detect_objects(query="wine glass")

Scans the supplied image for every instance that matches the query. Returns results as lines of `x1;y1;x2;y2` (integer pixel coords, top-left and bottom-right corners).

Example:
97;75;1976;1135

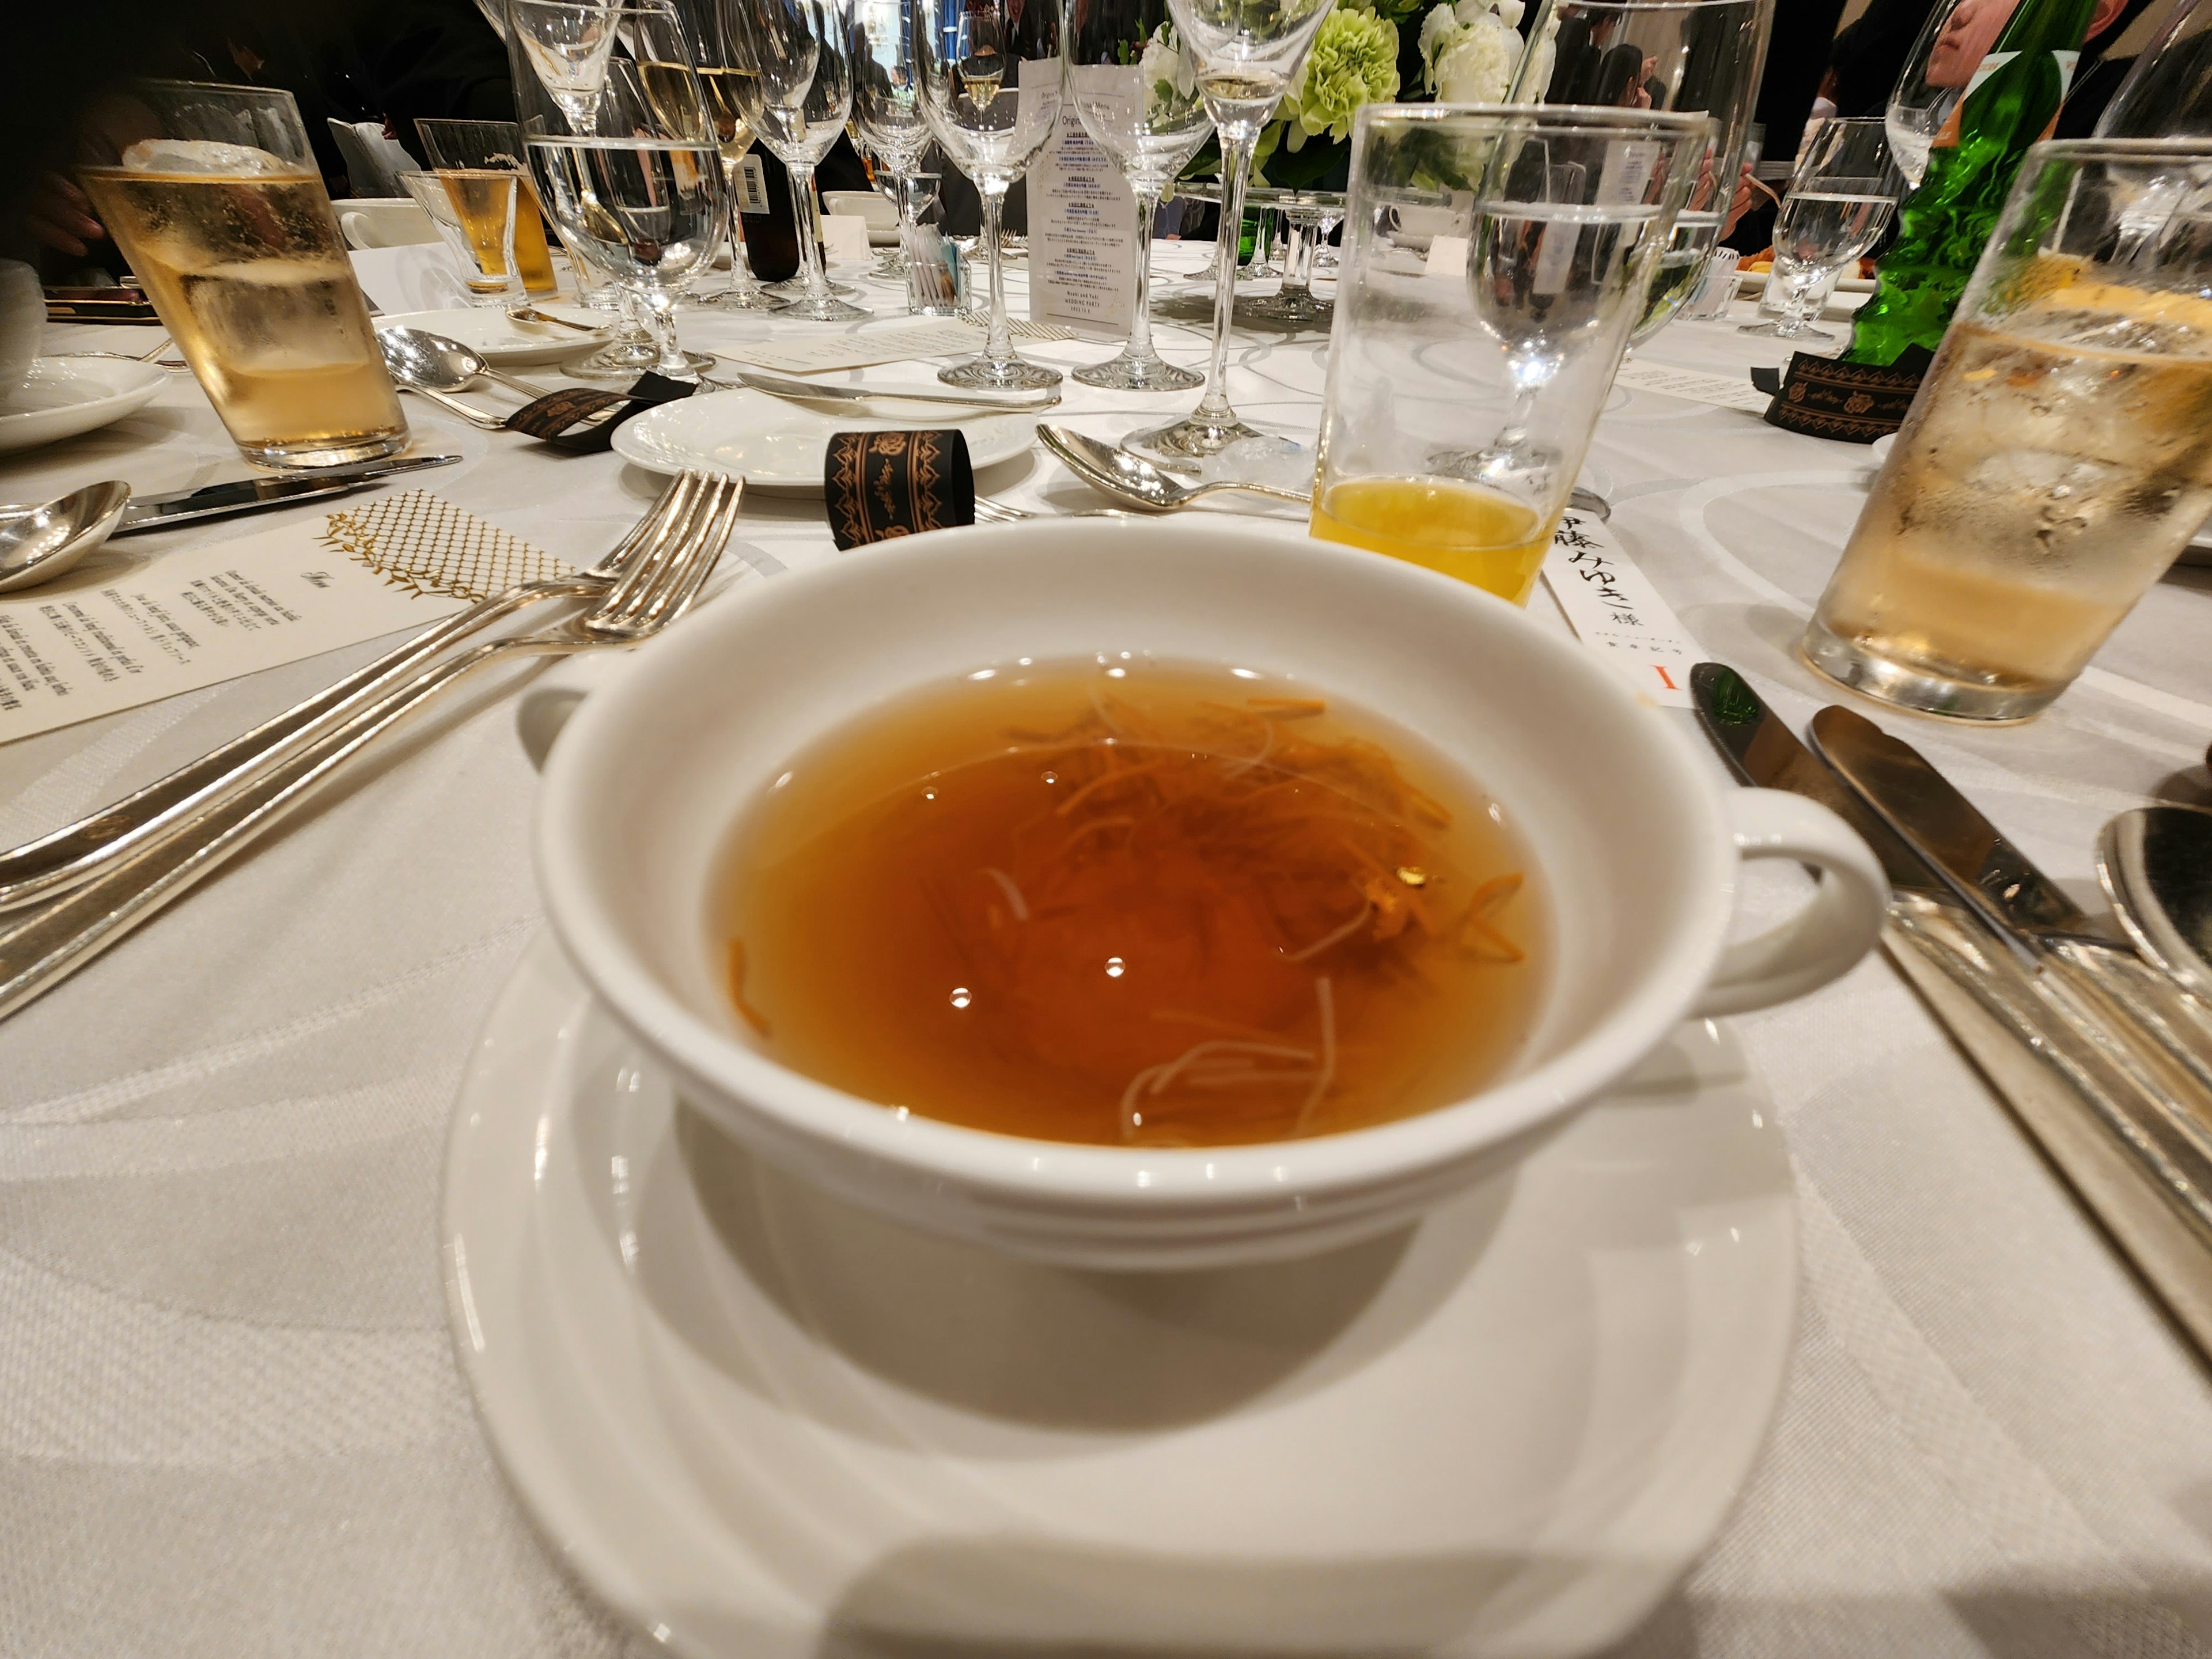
850;0;935;282
514;1;729;378
666;0;785;309
1508;0;1773;347
1885;0;1982;187
724;0;869;321
1061;0;1213;391
2100;0;2212;135
1739;117;1900;343
915;0;1065;388
509;0;624;132
1120;0;1337;459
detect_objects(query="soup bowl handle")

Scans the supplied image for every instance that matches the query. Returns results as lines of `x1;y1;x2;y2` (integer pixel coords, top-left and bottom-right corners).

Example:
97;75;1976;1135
1690;789;1887;1018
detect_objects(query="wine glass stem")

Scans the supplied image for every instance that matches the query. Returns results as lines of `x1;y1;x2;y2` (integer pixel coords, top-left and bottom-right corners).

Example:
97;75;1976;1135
1127;184;1162;362
1196;129;1255;425
639;287;691;379
789;162;832;300
724;165;762;295
1282;213;1312;296
980;181;1013;364
1782;268;1823;335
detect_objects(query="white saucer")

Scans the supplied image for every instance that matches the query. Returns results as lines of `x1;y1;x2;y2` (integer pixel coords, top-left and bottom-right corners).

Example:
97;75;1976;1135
375;307;610;365
0;358;167;454
444;934;1798;1658
612;387;1037;495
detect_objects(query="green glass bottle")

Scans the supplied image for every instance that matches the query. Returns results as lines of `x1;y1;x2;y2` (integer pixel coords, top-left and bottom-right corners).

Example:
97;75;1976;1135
1841;0;2099;366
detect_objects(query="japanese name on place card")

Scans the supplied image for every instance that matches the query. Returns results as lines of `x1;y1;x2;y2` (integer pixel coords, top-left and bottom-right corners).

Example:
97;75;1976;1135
1609;358;1777;414
0;493;563;744
1539;510;1698;709
1029;65;1138;339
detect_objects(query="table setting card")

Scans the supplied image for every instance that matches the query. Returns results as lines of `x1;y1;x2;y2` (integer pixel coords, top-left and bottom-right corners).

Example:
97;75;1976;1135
1609;357;1779;415
715;317;1075;376
0;492;564;744
1029;67;1138;339
1539;509;1698;708
821;215;875;267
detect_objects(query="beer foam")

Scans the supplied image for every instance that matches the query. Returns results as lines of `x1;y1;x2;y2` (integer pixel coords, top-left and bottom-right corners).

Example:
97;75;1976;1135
119;139;295;176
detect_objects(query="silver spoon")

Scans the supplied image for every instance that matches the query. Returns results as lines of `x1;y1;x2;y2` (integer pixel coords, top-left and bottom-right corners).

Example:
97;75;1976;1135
2099;804;2212;1001
0;480;132;593
376;333;508;431
1039;425;1311;513
378;325;552;400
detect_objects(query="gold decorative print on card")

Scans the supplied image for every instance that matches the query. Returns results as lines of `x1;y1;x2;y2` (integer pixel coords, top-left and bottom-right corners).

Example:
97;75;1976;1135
825;428;976;550
319;490;570;601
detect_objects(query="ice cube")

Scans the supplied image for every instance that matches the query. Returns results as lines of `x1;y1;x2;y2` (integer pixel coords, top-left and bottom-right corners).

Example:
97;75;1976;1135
120;139;293;176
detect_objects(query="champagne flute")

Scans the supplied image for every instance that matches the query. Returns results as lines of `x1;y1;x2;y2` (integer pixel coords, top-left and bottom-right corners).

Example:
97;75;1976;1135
1061;0;1212;391
724;0;869;321
515;1;728;378
667;0;785;309
915;0;1065;389
1121;0;1337;459
850;0;934;283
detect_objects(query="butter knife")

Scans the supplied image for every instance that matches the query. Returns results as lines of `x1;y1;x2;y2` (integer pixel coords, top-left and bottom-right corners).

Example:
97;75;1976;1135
715;365;1059;413
1809;704;2212;1115
1691;664;2212;1354
111;453;464;535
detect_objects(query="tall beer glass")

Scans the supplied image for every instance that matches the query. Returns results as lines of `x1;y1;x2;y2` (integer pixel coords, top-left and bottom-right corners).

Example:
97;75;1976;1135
1804;138;2212;721
79;81;407;469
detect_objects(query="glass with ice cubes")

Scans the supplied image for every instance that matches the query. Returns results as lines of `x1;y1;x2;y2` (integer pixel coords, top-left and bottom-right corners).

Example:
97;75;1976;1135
1803;137;2212;722
78;82;408;468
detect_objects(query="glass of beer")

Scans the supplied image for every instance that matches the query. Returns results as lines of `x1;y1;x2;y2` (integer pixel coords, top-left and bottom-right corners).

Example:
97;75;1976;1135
413;118;563;294
400;168;521;302
1803;138;2212;722
1309;105;1708;603
78;81;407;469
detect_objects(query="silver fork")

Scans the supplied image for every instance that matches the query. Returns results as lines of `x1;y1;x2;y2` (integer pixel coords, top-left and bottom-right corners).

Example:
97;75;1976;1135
0;475;713;913
0;472;741;1022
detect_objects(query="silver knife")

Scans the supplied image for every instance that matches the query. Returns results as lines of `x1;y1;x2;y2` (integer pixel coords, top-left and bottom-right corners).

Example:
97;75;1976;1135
716;365;1059;414
1808;704;2212;1109
1690;664;2212;1355
112;453;464;536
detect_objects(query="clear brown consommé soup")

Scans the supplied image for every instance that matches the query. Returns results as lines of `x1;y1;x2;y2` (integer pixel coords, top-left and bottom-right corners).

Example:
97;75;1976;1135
715;657;1548;1147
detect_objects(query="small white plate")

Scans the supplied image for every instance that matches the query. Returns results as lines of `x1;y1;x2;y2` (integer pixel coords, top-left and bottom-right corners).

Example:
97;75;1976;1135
1737;270;1877;296
443;934;1799;1659
612;387;1038;495
0;358;167;454
374;307;609;365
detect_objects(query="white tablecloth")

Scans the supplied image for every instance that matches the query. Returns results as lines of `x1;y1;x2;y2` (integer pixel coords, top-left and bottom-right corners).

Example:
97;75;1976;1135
5;243;2212;1659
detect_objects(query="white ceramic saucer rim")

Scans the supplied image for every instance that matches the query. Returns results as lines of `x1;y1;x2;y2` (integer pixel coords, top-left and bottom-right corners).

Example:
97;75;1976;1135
609;388;1036;495
374;308;611;365
0;358;168;454
443;933;1799;1659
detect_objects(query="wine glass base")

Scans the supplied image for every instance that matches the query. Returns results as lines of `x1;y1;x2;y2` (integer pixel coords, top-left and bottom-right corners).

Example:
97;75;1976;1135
1738;320;1837;344
1236;288;1333;328
569;345;716;382
692;286;787;312
767;276;860;300
779;290;872;322
1122;410;1263;464
1071;353;1203;392
940;354;1063;392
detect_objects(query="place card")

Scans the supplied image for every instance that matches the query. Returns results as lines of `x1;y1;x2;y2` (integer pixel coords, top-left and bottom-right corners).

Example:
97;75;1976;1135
1029;66;1138;339
0;492;563;744
715;318;1074;376
1609;358;1777;414
821;214;874;267
1539;509;1698;709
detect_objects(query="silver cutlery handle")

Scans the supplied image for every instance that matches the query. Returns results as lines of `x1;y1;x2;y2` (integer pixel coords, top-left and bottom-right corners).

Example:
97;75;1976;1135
0;579;593;911
402;382;507;431
2050;939;2212;1145
1208;480;1313;505
0;631;563;1020
479;366;554;400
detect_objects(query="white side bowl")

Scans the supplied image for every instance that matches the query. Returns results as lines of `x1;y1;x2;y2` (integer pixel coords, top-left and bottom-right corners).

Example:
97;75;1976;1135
535;520;1881;1268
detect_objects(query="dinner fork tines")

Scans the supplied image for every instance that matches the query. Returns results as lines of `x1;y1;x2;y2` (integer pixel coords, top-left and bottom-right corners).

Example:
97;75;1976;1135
0;471;741;1022
0;473;714;913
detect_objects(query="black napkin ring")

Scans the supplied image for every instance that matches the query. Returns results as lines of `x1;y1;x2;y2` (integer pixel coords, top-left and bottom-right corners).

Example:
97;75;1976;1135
825;429;976;550
1762;350;1930;444
505;371;698;454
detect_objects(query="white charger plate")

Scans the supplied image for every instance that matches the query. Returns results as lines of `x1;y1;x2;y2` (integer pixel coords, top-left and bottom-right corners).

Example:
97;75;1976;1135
444;933;1798;1659
375;307;610;365
612;387;1038;495
0;358;167;454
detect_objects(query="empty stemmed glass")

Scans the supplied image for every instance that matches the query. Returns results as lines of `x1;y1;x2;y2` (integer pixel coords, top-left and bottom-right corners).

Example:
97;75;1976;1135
1740;116;1901;343
1061;0;1212;391
509;0;623;132
724;0;868;321
850;0;934;281
513;1;728;379
915;0;1065;389
1121;0;1337;459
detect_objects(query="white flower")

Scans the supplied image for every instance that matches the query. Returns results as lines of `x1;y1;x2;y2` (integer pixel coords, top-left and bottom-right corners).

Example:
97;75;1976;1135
1433;9;1518;102
1418;2;1461;82
1140;22;1197;101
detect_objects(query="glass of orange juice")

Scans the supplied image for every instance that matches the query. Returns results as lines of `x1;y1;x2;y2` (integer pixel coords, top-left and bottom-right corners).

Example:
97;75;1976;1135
1310;105;1710;604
